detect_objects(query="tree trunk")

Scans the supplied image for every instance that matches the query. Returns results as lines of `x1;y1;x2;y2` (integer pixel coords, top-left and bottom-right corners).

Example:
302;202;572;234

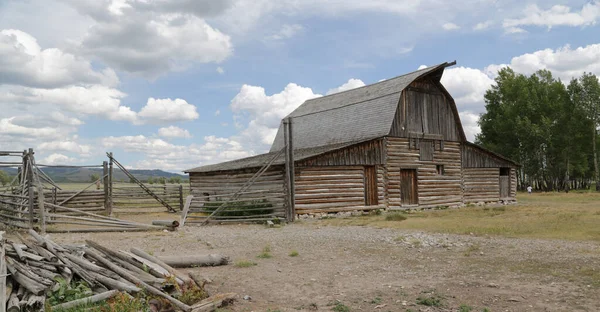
594;124;600;191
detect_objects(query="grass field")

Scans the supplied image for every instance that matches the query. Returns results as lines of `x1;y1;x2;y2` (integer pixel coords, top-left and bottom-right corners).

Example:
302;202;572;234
319;192;600;241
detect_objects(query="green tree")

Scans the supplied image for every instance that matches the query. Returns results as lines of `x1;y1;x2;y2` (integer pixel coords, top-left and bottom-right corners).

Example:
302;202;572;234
89;173;100;183
569;73;600;190
168;176;182;184
147;177;155;184
0;170;11;186
157;177;166;184
477;67;593;191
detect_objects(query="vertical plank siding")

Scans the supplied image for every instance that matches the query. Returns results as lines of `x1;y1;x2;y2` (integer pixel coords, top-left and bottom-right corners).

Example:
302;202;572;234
386;138;462;209
463;168;500;203
390;80;461;142
296;139;384;167
294;166;377;213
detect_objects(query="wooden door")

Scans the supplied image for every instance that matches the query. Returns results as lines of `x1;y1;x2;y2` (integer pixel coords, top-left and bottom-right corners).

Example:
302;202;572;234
364;166;378;206
499;176;509;198
499;168;510;198
400;169;418;205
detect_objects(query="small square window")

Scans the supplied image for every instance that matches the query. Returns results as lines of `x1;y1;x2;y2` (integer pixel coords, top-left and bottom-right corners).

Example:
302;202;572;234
436;164;445;175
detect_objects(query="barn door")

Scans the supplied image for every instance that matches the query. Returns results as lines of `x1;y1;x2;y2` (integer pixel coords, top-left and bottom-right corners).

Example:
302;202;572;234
499;168;510;198
364;166;378;206
400;169;418;205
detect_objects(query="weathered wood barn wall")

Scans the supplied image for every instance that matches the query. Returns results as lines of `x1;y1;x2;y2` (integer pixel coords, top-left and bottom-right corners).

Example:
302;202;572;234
185;61;519;218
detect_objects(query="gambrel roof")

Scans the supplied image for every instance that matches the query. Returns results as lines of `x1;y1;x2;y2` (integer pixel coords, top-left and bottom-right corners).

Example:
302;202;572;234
270;62;458;151
185;62;468;173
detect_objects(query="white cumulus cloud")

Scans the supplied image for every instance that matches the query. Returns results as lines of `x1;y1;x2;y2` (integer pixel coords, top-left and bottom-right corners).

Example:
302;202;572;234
326;78;366;95
158;126;192;138
138;98;199;124
39;153;77;165
0;29;118;88
38;140;92;156
67;1;233;77
503;2;600;30
266;24;304;41
230;83;321;148
442;22;460;31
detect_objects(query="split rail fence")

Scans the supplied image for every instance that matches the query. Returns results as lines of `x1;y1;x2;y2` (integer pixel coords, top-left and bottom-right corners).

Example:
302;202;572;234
0;149;187;233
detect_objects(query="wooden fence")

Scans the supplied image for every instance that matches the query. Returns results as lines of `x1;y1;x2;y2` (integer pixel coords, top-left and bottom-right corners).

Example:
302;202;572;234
183;169;287;224
111;183;187;213
0;149;187;233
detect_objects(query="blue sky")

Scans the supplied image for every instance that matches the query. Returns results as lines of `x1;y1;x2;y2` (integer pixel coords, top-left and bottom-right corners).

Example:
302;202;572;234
1;0;600;172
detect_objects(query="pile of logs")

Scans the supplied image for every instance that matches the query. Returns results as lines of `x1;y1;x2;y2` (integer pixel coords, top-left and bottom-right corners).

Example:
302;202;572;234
0;230;233;312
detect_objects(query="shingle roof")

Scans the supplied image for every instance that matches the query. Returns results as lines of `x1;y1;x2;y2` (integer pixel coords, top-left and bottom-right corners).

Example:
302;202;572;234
184;141;368;173
185;62;455;173
269;62;451;151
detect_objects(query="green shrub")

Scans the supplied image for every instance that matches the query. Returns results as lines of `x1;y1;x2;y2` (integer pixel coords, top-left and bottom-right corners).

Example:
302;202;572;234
385;213;407;221
416;295;443;307
202;199;274;217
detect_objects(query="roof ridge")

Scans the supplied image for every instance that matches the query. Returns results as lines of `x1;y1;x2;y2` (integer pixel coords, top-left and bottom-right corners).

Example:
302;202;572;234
291;90;402;118
303;62;446;103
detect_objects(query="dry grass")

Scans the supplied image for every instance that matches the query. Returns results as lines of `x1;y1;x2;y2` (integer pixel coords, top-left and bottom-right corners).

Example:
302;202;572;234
318;192;600;241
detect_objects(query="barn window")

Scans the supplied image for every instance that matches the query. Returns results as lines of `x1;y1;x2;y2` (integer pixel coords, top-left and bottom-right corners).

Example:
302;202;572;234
500;168;510;176
436;165;445;175
419;141;434;161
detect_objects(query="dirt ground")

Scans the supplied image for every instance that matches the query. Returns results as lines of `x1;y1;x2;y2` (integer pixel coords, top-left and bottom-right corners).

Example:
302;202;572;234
47;219;600;312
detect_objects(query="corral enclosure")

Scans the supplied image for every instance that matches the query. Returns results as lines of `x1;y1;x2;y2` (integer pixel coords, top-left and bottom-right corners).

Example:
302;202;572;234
0;149;189;233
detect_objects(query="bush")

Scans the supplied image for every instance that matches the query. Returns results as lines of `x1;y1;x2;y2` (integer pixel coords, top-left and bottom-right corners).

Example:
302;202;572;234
385;213;407;221
203;199;274;217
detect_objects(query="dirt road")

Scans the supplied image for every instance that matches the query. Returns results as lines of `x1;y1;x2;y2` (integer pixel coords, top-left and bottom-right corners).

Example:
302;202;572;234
51;221;600;311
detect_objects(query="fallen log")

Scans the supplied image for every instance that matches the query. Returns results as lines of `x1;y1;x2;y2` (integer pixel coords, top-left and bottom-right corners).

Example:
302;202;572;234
4;259;46;295
85;240;166;279
152;220;180;228
1;232;6;312
85;248;192;312
87;272;141;293
6;291;18;312
190;293;236;312
157;254;229;268
51;290;119;310
63;253;120;280
131;248;192;285
189;273;212;289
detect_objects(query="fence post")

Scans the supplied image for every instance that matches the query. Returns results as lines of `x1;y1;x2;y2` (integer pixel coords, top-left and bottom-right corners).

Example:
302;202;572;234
179;184;183;211
103;161;111;215
108;153;113;215
283;118;296;222
26;149;34;229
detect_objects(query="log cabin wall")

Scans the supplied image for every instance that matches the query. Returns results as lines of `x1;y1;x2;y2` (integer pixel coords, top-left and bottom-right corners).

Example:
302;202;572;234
386;137;462;209
510;168;517;198
461;143;518;202
293;139;386;214
463;168;500;203
188;167;286;218
294;166;374;214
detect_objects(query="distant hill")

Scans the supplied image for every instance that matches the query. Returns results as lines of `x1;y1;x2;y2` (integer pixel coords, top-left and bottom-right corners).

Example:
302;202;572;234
0;167;187;183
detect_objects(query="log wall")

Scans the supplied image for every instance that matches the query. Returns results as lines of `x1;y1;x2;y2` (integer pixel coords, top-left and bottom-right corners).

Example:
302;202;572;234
187;167;286;221
294;166;382;214
43;190;105;213
510;168;517;199
463;168;500;203
386;137;462;209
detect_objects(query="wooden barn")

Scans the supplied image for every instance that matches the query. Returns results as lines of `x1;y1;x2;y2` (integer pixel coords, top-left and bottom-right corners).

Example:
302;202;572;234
184;62;518;222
